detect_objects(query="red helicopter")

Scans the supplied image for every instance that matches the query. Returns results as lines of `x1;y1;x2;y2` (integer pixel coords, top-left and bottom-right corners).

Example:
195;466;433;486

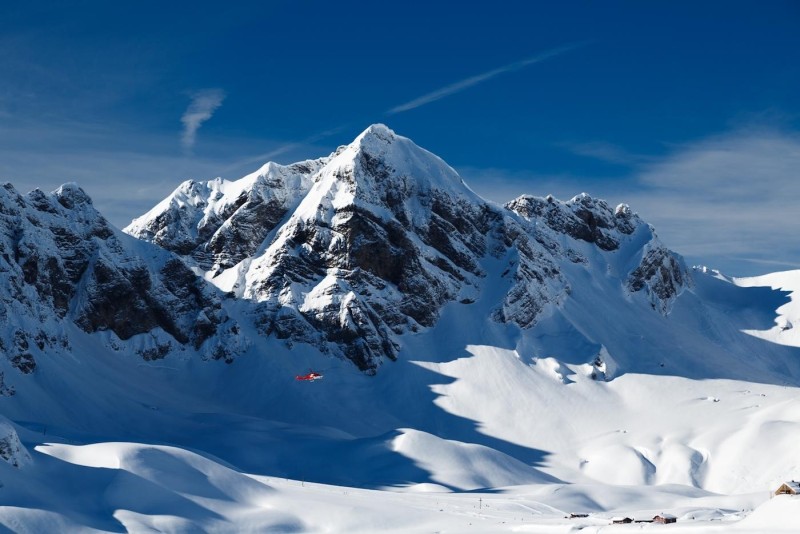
295;370;324;382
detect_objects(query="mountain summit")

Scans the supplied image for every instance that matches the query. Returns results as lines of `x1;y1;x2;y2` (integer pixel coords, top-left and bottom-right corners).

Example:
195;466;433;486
125;125;686;372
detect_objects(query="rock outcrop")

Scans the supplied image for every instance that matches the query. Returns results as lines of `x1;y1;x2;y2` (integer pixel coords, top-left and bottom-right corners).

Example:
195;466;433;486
0;182;225;377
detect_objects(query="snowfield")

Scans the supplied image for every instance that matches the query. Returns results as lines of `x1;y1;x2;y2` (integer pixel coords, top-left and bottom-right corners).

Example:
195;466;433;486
3;298;800;532
1;437;799;532
2;126;800;532
736;269;800;348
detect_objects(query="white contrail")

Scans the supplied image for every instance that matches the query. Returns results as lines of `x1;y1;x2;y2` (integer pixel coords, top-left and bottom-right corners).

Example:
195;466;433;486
222;124;350;173
181;89;226;151
387;43;586;115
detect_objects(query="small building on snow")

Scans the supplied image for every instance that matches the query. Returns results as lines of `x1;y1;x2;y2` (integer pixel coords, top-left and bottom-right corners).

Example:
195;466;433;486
653;514;677;524
611;517;633;524
775;481;800;496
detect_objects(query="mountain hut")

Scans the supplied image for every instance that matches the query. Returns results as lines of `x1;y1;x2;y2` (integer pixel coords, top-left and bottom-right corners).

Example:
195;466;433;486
775;481;800;496
653;514;677;524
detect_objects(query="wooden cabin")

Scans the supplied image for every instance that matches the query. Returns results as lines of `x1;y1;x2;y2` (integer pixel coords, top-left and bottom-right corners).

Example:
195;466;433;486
775;481;800;496
653;514;677;524
611;517;633;524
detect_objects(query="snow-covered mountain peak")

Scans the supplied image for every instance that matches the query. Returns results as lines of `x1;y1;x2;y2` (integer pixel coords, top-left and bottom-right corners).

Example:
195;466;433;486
506;191;644;252
122;126;695;370
317;124;477;205
125;157;326;272
53;182;93;208
220;126;503;370
0;182;228;381
352;122;396;146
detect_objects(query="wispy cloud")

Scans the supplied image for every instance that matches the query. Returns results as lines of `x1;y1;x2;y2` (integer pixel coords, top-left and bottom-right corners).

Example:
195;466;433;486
621;130;800;266
456;165;592;207
728;257;800;270
387;43;586;115
181;89;226;151
563;141;651;167
459;128;800;276
221;124;351;174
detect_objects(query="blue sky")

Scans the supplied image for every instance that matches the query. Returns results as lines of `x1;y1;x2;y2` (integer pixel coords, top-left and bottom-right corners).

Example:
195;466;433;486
1;1;799;275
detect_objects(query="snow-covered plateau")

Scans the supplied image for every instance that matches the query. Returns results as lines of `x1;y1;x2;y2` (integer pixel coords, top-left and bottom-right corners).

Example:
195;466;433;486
1;125;800;532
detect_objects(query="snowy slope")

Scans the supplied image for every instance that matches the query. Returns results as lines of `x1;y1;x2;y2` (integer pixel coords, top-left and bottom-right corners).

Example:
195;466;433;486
1;125;800;531
734;269;800;348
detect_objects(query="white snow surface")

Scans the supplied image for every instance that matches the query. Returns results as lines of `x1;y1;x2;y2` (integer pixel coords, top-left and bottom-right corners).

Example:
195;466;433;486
2;126;800;531
735;269;800;348
1;263;798;531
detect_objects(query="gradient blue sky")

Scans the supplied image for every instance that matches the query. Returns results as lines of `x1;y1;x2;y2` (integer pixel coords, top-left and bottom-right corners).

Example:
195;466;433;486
1;1;798;275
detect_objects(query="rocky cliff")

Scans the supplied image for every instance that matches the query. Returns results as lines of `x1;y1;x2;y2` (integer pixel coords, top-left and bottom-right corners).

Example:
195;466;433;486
125;125;690;372
0;182;226;381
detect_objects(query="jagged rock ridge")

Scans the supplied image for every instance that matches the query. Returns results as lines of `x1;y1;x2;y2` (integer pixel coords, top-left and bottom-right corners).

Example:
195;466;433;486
126;124;689;372
0;124;690;379
0;182;228;378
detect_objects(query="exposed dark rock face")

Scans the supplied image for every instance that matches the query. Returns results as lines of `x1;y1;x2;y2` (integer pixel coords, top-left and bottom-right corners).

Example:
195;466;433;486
0;371;14;397
507;192;688;315
0;182;225;377
492;221;567;329
10;330;35;374
506;193;637;252
73;256;220;346
627;245;688;313
0;416;30;467
126;160;326;276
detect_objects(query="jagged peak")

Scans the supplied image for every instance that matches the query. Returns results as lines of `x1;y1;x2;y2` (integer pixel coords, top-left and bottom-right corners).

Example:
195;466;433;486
568;192;593;203
54;182;93;208
615;203;632;216
353;123;396;146
1;182;20;195
141;158;325;225
314;124;480;207
508;192;640;222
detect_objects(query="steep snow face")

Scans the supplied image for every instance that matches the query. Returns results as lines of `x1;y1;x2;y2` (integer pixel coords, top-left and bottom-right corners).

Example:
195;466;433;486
0;182;227;382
